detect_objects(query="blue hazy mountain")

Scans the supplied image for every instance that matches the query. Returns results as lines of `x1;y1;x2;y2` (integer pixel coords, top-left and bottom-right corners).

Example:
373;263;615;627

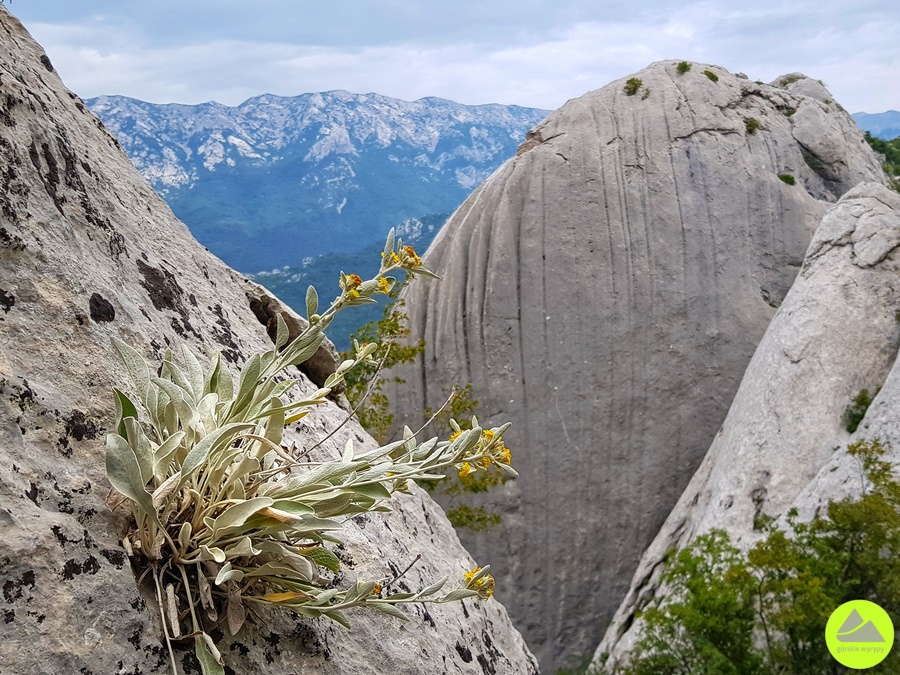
87;92;549;275
853;110;900;140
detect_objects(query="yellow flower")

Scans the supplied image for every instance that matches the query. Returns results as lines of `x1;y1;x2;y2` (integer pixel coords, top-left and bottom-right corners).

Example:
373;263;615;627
402;245;422;267
482;429;495;443
458;462;473;478
464;567;495;599
449;429;463;443
480;456;491;469
500;446;511;465
376;276;391;294
340;272;364;295
372;583;382;595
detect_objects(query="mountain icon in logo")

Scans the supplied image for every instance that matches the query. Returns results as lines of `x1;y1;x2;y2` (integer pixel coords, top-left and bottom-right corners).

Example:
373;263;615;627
837;608;886;643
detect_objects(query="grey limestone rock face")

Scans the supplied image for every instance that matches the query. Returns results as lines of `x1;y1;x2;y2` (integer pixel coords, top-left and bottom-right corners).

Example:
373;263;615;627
0;8;536;675
595;182;900;668
384;60;884;670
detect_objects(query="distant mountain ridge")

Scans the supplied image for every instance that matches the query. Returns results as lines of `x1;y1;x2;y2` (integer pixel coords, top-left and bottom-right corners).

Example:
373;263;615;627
87;92;549;272
853;110;900;139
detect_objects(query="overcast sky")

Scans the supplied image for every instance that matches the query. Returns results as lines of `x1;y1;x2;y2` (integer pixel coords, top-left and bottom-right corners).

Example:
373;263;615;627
6;1;898;113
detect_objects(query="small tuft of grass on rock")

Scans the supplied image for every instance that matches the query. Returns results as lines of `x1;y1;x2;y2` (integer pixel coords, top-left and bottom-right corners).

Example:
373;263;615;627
624;77;643;96
778;173;796;185
677;61;691;75
703;69;719;82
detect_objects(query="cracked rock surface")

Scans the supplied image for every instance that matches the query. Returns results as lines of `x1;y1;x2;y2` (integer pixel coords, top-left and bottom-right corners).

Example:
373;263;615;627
595;183;900;669
384;60;884;671
0;8;536;675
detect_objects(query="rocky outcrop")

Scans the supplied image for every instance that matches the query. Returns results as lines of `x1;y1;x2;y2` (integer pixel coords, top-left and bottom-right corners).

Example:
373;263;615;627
595;182;900;668
0;8;536;675
385;61;884;670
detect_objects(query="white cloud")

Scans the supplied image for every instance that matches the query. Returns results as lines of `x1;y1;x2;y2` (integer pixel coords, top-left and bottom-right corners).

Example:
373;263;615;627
16;2;900;113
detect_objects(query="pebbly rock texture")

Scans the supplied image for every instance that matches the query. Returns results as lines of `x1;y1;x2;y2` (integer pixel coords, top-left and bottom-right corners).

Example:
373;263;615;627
0;8;536;675
384;60;885;670
595;182;900;669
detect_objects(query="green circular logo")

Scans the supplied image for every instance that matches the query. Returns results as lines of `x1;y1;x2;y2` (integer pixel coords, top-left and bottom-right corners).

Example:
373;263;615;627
826;600;894;669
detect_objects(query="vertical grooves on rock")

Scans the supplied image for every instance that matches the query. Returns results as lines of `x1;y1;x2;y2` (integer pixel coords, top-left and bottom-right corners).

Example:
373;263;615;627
460;209;473;386
387;62;886;672
532;158;548;651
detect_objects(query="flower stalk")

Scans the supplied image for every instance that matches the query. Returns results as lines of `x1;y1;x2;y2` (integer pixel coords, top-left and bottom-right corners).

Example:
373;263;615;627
105;230;514;675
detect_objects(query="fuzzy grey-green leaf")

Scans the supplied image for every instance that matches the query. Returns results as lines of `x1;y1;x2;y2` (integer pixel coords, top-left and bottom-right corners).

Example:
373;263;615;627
439;589;481;603
195;634;225;675
211;497;275;537
299;545;341;573
111;337;150;401
305;286;318;321
105;433;159;526
179;423;254;488
368;602;409;620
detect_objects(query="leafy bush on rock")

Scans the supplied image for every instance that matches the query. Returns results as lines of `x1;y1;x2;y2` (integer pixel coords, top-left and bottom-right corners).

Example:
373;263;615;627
622;439;900;674
624;78;643;96
105;230;515;674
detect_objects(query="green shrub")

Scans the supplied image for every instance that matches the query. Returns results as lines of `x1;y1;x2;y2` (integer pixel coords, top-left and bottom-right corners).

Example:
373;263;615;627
778;173;796;185
845;387;877;433
342;290;424;443
446;505;502;531
422;385;509;531
744;118;760;135
676;61;691;75
864;131;900;193
624;78;643;96
623;439;900;674
345;299;506;532
703;69;719;82
106;230;515;675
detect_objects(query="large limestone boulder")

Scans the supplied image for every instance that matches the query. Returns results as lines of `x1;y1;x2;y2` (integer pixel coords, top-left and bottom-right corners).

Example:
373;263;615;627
385;60;884;670
0;8;536;675
595;182;900;668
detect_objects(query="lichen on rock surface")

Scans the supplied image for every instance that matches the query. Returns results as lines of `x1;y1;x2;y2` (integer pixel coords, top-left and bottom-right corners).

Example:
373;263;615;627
0;7;536;675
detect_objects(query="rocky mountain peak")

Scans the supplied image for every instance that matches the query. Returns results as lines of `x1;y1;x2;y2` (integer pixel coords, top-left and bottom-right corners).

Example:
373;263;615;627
86;90;549;273
770;72;833;102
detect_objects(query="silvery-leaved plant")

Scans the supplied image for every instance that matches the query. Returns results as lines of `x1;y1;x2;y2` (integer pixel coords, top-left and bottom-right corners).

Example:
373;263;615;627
105;230;516;675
